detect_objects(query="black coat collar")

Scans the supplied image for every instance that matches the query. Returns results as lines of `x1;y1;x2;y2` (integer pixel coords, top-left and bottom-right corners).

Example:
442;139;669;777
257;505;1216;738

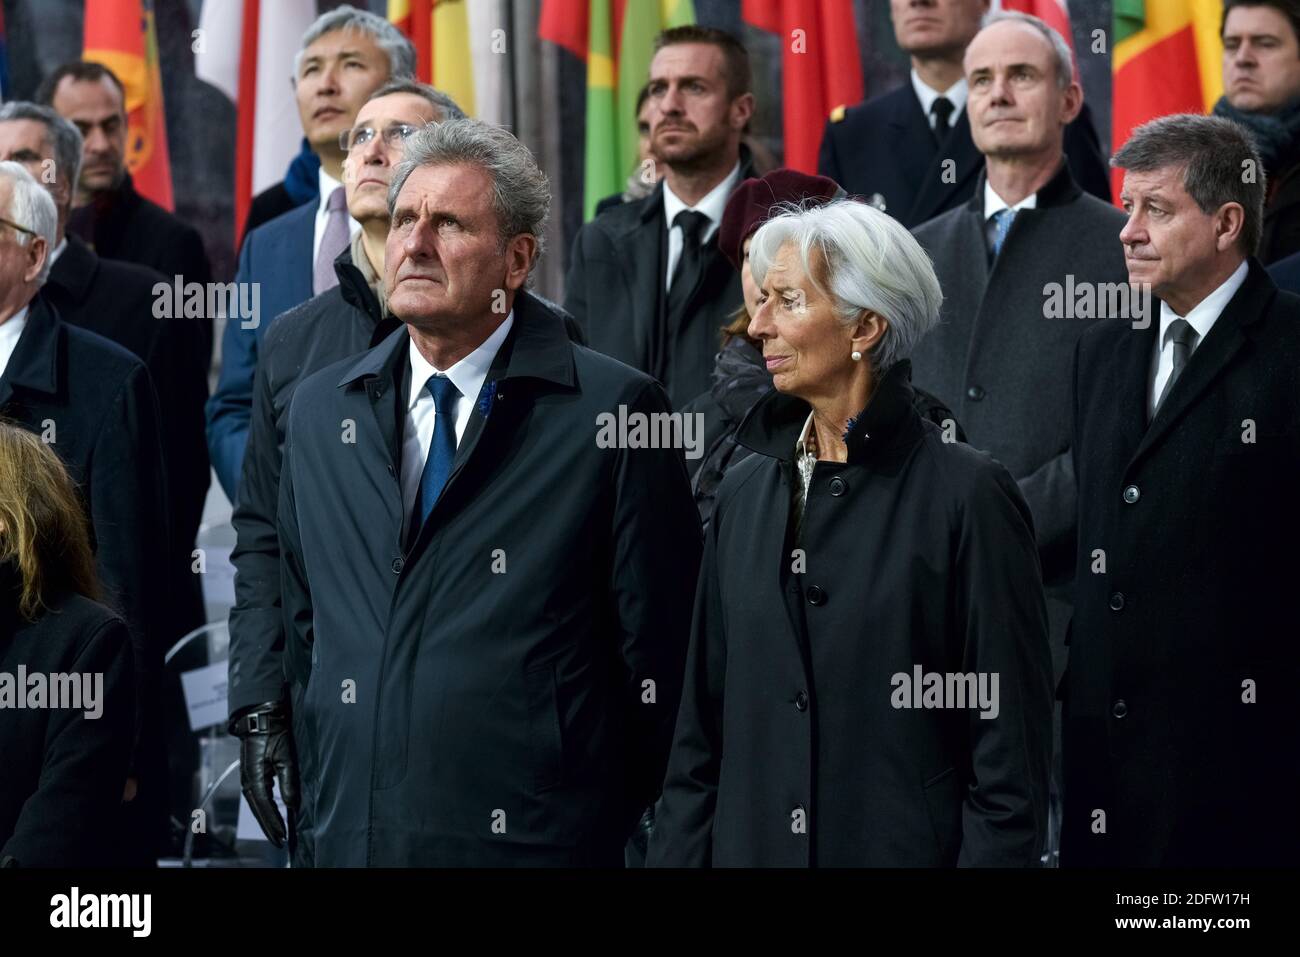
335;288;578;392
966;158;1081;216
736;359;923;466
1129;257;1275;464
0;295;63;407
332;245;392;344
45;235;100;305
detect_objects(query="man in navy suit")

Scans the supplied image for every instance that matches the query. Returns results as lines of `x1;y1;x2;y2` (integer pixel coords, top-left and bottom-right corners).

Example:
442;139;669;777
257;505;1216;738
206;6;419;501
818;0;1110;227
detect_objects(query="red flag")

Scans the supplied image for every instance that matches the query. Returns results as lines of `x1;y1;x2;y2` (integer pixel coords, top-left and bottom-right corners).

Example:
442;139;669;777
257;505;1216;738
539;0;591;60
742;0;864;173
1000;0;1078;77
233;0;260;241
83;0;173;209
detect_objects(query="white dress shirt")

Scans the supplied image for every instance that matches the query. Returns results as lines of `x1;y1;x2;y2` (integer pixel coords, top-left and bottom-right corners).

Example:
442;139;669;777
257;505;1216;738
0;305;31;380
312;166;361;266
1149;260;1248;417
48;237;68;267
400;311;514;522
662;161;742;291
983;180;1038;220
911;70;968;130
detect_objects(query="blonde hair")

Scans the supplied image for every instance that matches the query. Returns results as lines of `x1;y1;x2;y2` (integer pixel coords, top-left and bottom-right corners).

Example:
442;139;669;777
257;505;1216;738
0;422;100;621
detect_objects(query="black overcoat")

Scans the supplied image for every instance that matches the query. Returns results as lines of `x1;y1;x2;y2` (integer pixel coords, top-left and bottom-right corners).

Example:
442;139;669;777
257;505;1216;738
277;294;703;866
0;296;169;762
45;235;210;639
648;361;1054;867
1063;260;1300;866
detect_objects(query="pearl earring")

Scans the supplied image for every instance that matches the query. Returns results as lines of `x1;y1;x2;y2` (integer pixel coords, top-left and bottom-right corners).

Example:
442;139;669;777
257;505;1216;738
851;350;863;362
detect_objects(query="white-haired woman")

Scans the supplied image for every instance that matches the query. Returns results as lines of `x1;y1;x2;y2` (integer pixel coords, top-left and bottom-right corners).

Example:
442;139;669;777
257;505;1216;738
647;200;1054;867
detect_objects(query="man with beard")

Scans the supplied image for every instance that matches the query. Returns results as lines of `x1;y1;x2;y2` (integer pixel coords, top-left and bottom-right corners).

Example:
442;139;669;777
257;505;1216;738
564;26;757;409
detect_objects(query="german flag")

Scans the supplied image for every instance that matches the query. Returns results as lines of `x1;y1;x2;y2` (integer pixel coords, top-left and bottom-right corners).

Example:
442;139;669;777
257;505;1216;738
1111;0;1224;200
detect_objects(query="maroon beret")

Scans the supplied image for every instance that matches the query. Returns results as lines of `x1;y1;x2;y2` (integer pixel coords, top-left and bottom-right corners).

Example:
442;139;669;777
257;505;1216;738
717;169;846;272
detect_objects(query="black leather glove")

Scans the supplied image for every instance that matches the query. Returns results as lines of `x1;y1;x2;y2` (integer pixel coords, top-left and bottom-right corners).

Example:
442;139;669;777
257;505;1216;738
229;701;299;848
625;805;655;866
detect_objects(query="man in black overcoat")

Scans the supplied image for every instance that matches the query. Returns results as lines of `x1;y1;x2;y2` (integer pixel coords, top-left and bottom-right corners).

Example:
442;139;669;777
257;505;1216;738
276;119;701;866
1064;113;1300;866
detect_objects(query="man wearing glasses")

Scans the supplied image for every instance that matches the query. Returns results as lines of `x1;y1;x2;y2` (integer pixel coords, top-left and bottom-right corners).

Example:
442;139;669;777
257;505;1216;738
225;82;464;861
206;5;418;504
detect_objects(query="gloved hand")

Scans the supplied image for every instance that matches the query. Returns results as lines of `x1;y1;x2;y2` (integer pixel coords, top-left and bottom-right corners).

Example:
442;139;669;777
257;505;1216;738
229;701;299;848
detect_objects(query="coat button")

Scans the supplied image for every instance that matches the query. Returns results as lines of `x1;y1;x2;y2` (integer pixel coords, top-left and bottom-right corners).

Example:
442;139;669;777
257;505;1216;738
966;385;986;401
1109;591;1125;611
1123;485;1140;504
1112;699;1128;719
795;691;809;712
391;557;404;574
828;477;847;496
806;585;826;606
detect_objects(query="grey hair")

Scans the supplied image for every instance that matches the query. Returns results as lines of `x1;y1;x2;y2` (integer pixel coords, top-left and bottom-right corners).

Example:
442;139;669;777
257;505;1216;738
294;4;416;82
388;119;550;276
367;79;466;122
0;161;58;287
0;101;83;205
979;9;1075;89
748;199;943;373
1112;113;1265;257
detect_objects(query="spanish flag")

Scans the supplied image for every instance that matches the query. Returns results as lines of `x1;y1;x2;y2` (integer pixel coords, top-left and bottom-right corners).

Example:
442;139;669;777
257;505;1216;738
82;0;173;209
1111;0;1224;199
540;0;696;221
388;0;476;117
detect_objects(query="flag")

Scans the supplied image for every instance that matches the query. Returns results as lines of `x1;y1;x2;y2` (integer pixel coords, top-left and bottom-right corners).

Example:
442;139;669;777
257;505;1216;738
388;0;476;117
1111;0;1224;199
196;0;316;244
742;0;864;174
83;0;173;209
539;0;695;220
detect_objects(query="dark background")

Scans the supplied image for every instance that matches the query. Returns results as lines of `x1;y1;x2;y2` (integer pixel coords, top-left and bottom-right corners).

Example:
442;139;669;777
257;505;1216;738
3;0;1115;297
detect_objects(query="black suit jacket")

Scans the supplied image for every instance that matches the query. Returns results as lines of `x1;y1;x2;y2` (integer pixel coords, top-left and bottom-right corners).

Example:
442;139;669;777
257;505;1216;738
0;296;170;773
564;150;757;408
1064;260;1300;866
242;181;308;245
67;172;214;366
818;84;1111;227
45;236;210;639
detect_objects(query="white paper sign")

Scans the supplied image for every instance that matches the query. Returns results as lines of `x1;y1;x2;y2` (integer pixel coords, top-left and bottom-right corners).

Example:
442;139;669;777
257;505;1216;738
180;661;228;732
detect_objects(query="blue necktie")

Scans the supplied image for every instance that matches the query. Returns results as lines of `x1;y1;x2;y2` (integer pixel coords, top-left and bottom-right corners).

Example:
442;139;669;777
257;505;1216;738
989;207;1017;259
410;374;460;539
